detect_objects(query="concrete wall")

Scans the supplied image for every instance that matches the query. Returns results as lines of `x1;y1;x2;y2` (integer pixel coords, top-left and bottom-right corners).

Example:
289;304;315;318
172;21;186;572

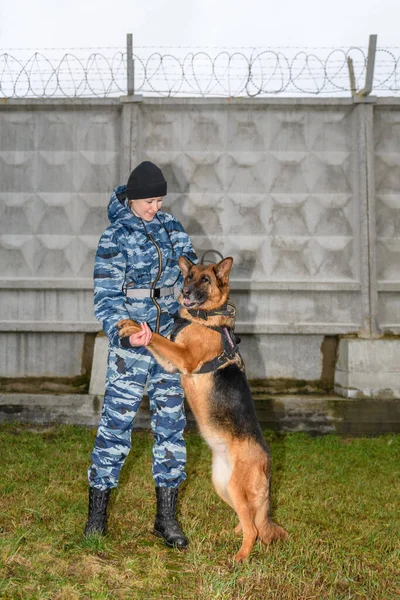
0;101;120;376
0;97;399;379
374;105;400;335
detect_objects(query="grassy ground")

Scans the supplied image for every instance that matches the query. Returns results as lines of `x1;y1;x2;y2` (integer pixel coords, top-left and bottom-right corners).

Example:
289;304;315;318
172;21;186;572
0;424;399;600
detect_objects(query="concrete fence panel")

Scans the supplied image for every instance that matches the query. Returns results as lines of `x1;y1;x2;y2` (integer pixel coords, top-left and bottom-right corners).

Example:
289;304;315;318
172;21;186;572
0;97;398;383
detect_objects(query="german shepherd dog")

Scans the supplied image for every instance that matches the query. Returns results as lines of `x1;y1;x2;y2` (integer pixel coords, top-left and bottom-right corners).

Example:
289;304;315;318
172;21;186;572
117;257;288;562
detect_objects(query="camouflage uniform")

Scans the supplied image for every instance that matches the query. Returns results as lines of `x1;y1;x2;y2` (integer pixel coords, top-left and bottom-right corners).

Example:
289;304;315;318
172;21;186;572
89;185;197;491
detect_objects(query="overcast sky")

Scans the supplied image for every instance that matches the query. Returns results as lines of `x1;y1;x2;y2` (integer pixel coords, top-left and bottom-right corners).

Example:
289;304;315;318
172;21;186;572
0;0;398;51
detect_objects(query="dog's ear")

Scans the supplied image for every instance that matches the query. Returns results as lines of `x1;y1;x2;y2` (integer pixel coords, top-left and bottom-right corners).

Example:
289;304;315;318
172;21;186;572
178;256;194;277
214;257;233;282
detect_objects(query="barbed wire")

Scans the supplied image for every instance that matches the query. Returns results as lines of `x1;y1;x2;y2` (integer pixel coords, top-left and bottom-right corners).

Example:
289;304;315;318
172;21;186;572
0;46;399;98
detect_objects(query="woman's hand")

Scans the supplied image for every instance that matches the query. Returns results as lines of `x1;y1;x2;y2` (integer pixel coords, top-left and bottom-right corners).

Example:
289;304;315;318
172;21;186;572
128;322;153;347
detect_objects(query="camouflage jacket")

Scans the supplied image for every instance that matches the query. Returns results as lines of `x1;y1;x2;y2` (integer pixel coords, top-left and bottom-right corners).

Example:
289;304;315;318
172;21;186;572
94;185;197;347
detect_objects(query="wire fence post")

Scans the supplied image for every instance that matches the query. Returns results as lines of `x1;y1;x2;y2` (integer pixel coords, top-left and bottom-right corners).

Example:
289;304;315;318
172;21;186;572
362;34;377;97
127;33;134;96
348;34;377;102
347;56;356;95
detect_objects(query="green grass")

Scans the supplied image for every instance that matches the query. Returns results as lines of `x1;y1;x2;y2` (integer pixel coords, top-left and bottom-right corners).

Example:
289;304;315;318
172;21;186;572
0;424;399;600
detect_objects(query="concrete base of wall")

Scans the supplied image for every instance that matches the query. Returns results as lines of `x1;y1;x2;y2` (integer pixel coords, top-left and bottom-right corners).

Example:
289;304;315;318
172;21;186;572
0;393;103;428
334;339;400;399
1;393;399;436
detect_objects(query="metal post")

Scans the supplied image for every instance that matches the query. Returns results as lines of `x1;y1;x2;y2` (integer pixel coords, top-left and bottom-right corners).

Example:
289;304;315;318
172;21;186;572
347;56;356;95
362;34;377;97
348;34;378;102
127;33;134;96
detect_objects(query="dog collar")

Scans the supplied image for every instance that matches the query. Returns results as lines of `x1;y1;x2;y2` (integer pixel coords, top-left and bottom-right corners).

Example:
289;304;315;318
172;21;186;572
187;301;236;321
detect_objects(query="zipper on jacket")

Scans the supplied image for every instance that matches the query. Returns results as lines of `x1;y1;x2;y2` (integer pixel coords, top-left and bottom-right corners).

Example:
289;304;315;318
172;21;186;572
148;233;163;333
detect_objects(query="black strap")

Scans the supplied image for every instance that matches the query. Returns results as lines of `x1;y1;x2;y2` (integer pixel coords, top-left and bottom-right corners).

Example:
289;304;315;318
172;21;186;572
170;315;191;342
195;351;236;374
186;303;229;321
170;314;240;373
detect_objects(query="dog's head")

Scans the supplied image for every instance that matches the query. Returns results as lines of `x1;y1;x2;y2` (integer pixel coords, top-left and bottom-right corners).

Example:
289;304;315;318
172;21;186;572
178;256;233;310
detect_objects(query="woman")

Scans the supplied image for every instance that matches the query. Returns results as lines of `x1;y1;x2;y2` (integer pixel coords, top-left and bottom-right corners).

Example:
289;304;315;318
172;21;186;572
84;161;197;549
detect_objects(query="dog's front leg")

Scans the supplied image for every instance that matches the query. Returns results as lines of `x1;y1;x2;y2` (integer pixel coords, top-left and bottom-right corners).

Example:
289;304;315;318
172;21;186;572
146;333;194;374
117;319;193;374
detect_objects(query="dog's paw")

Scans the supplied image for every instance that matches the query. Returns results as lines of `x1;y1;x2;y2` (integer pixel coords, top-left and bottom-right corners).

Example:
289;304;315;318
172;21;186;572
233;550;248;563
116;319;141;338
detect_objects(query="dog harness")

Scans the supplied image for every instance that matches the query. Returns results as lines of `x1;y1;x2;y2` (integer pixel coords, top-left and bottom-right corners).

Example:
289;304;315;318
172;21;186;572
170;303;241;374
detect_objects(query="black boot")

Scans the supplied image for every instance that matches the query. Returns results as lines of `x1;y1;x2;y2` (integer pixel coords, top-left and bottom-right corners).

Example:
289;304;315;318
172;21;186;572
84;487;111;536
153;487;188;549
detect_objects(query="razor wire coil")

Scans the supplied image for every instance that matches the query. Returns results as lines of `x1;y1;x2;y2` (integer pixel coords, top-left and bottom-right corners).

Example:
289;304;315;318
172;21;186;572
1;46;400;98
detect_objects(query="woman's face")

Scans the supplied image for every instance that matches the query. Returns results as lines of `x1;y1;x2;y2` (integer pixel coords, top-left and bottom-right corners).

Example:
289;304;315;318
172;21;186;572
129;197;163;221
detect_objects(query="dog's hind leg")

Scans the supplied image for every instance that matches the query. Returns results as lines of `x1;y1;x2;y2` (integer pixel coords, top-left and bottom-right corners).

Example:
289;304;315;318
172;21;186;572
255;503;289;545
228;476;257;562
253;466;288;545
234;522;242;534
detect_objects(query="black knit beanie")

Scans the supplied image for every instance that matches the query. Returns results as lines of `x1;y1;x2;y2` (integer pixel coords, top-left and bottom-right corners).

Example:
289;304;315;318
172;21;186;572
126;161;167;200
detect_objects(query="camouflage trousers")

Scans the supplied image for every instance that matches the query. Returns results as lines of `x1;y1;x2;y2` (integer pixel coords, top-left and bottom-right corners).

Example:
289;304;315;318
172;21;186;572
88;344;186;490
